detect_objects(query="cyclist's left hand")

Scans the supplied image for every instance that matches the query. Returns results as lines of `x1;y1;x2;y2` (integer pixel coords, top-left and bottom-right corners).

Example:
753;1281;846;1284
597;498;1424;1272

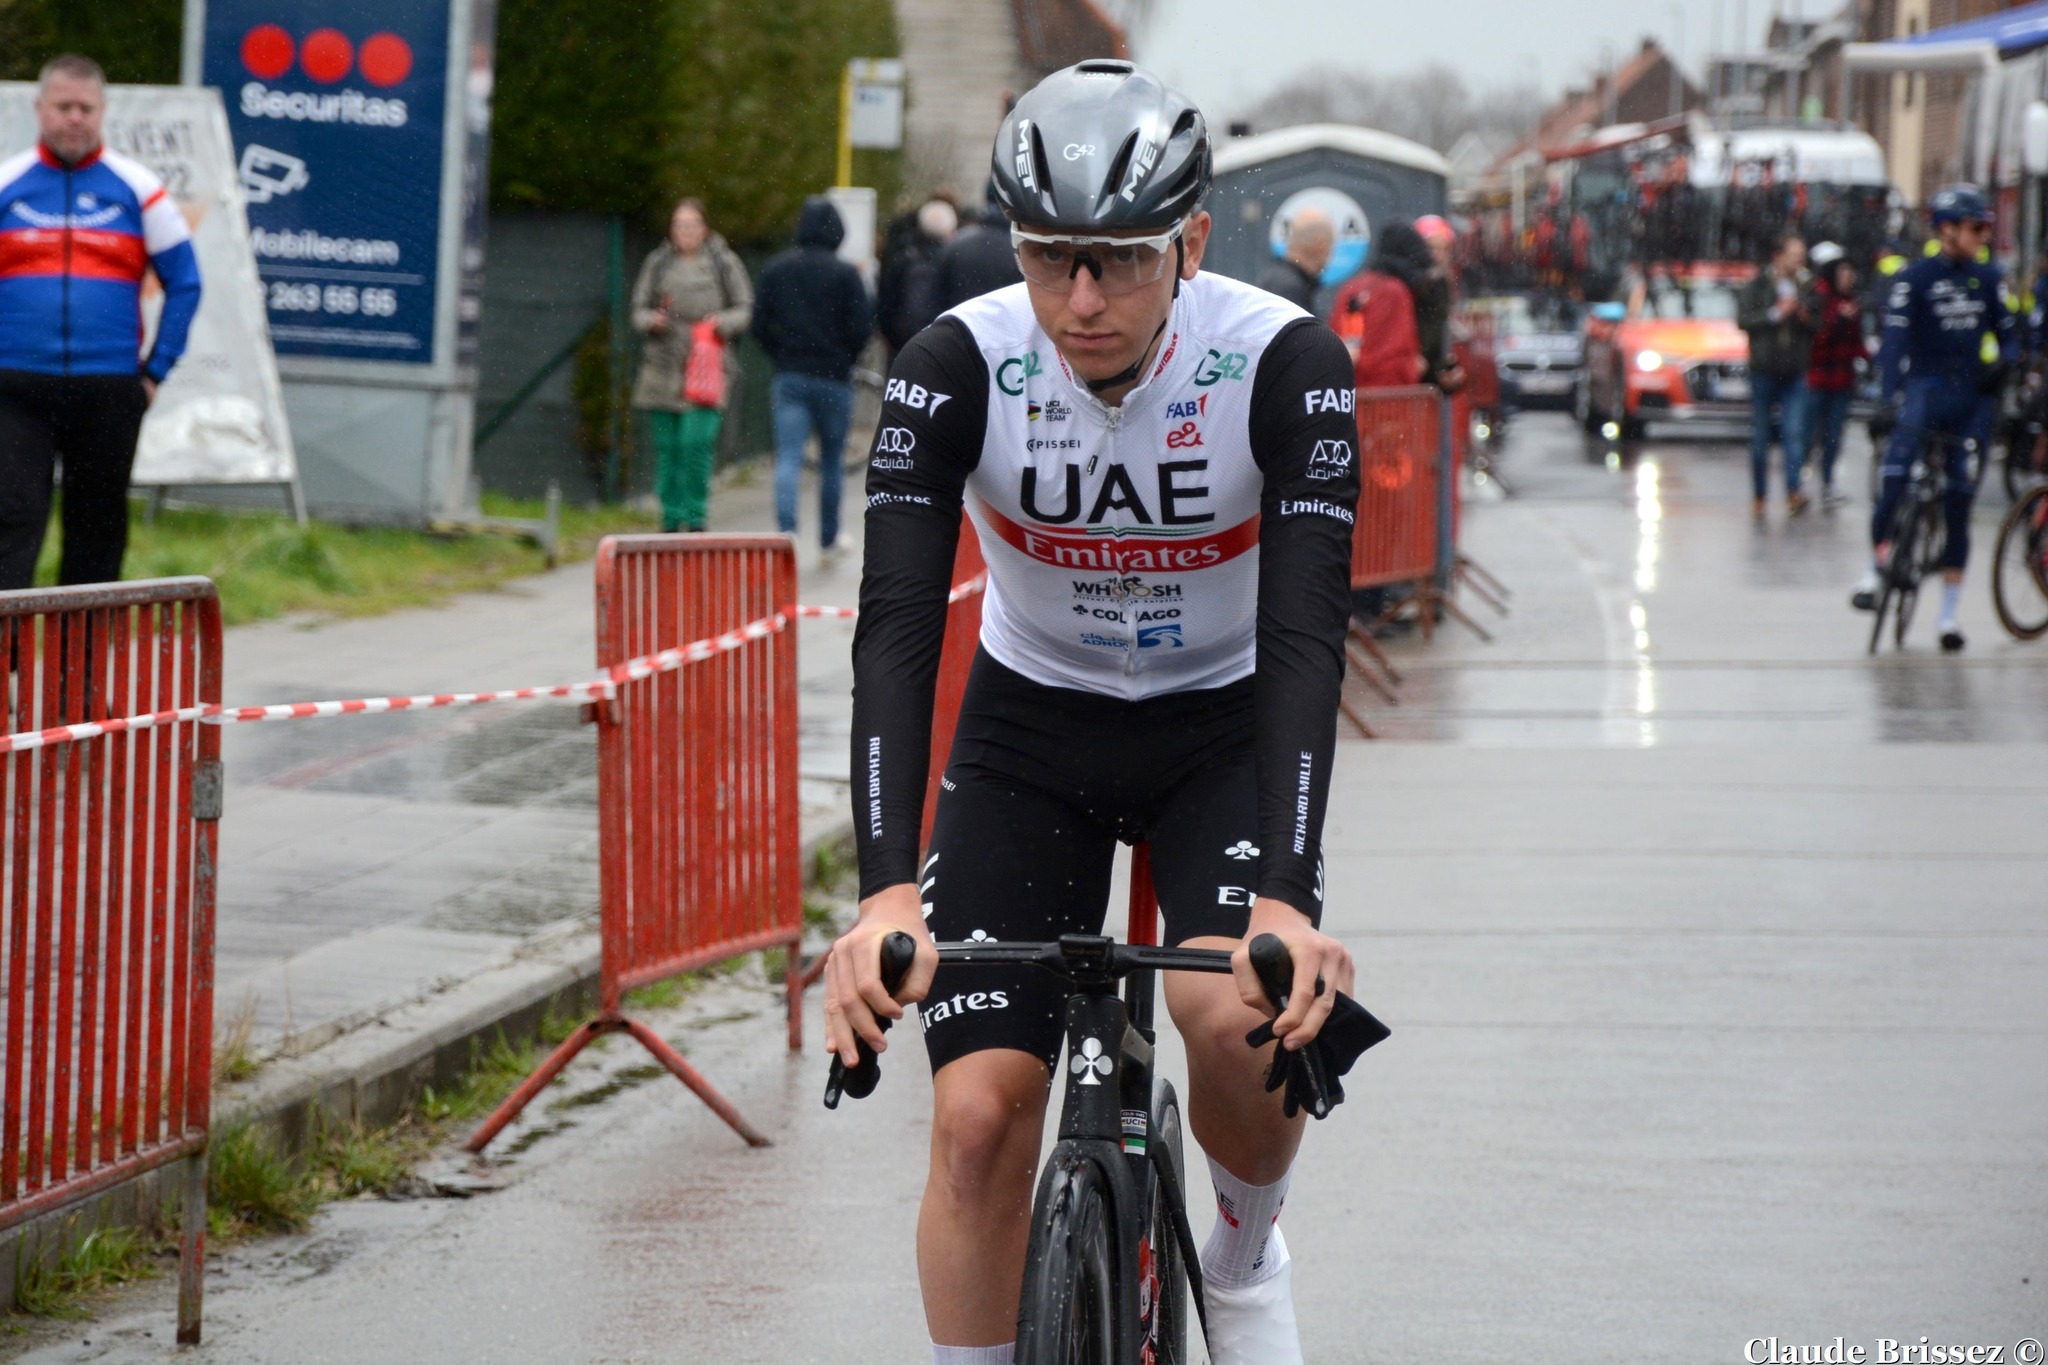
1232;898;1354;1052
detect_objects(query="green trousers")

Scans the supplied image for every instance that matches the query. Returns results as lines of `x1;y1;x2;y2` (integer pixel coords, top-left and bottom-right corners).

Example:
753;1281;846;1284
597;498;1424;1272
647;406;720;531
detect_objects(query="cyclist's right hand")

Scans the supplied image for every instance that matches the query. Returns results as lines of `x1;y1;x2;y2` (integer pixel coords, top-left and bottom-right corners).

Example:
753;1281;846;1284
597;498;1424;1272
823;884;938;1068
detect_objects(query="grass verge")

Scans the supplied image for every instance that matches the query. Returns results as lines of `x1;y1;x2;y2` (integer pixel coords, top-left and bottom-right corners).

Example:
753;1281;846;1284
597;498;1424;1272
33;493;657;627
9;1228;163;1320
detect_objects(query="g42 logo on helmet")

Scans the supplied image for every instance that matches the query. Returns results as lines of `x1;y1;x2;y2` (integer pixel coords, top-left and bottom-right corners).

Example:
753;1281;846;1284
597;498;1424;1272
1063;143;1096;161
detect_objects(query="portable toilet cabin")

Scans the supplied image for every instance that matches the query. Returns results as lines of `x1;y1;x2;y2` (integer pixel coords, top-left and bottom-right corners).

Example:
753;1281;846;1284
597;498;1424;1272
1203;123;1452;306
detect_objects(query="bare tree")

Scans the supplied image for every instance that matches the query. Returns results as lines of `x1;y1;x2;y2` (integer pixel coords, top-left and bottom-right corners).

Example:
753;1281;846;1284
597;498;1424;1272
1237;64;1544;153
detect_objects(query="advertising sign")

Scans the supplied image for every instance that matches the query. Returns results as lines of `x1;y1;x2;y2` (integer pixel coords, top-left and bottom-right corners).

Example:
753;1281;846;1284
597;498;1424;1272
1267;186;1372;287
199;0;450;366
0;83;299;497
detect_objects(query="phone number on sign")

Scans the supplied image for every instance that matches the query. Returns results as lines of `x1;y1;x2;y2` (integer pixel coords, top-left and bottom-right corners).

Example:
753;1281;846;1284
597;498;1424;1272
1746;1339;2044;1364
267;283;399;317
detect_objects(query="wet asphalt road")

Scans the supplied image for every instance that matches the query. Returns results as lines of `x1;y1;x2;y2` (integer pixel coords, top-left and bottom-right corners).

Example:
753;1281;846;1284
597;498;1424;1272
19;412;2048;1363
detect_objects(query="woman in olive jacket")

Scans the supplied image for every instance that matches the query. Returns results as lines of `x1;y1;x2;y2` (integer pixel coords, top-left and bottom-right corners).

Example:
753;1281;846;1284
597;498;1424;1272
630;199;753;531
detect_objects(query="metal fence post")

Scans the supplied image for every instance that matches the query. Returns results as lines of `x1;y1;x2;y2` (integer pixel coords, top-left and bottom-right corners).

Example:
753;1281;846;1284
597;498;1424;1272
1436;393;1457;590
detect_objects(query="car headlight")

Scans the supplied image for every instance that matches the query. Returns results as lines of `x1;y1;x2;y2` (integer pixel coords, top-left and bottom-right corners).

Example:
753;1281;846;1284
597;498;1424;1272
1634;350;1664;373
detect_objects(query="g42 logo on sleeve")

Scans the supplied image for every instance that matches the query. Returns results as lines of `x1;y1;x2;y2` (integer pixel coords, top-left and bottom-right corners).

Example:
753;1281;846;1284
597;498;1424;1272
1193;350;1248;386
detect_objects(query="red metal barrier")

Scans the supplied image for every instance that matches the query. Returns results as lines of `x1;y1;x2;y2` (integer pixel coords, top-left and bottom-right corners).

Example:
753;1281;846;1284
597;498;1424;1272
1351;387;1443;591
921;517;985;848
468;535;800;1153
0;579;220;1344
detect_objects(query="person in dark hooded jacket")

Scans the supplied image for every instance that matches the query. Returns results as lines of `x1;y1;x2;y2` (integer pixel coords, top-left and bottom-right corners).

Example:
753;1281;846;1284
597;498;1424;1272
1329;222;1432;388
752;196;876;558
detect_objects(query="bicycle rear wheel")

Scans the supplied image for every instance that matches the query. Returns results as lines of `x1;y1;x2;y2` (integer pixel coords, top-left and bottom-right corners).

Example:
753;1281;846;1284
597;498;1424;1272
1016;1151;1119;1365
1143;1079;1189;1364
1993;484;2048;640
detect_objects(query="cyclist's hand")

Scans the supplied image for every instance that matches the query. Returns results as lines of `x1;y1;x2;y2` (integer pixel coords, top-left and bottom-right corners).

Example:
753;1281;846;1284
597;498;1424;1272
823;884;937;1068
1233;898;1354;1051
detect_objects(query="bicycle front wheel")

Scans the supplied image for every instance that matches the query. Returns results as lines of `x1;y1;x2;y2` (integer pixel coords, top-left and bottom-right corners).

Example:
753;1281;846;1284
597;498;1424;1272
1016;1151;1119;1365
1993;484;2048;640
1144;1079;1189;1364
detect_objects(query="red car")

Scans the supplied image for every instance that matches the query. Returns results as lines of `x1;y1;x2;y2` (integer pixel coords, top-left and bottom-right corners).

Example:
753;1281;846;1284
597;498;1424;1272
1575;263;1756;439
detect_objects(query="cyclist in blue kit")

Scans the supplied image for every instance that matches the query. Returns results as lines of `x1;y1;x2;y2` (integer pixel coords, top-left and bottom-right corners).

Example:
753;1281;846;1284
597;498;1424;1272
822;61;1363;1365
1854;184;2018;652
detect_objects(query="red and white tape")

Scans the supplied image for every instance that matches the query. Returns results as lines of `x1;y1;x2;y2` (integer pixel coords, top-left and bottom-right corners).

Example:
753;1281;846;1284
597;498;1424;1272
0;575;988;756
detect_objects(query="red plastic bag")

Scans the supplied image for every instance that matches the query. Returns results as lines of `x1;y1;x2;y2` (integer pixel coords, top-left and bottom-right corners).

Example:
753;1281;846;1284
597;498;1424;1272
682;320;726;408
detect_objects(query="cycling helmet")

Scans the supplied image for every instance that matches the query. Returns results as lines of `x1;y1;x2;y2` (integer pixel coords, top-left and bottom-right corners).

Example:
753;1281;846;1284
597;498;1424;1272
991;60;1211;231
1809;241;1845;269
1929;184;1993;225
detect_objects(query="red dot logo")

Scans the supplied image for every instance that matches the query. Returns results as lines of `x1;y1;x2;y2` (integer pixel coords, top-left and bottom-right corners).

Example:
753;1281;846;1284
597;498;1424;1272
358;32;413;87
240;24;294;80
299;28;354;83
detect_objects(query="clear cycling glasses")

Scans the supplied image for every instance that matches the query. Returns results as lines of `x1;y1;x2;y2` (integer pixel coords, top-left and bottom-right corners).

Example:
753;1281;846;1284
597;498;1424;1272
1010;222;1185;296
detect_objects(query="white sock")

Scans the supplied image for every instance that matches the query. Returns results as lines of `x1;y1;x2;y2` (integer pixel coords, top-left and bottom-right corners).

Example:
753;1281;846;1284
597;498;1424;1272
1940;581;1963;629
931;1344;1012;1364
1202;1156;1290;1288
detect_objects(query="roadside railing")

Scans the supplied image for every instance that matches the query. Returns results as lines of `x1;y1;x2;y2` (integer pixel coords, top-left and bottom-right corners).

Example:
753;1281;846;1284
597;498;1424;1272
0;578;221;1344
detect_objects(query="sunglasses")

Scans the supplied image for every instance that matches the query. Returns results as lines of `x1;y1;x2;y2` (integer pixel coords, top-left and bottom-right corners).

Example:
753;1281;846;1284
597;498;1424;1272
1010;222;1185;296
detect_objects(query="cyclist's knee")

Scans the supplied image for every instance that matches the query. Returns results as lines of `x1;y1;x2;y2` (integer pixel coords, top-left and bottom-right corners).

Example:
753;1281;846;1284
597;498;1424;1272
930;1053;1047;1203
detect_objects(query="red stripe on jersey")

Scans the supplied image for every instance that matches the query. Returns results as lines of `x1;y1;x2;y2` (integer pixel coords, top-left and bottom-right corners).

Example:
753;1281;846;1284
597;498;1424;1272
65;230;149;282
975;497;1261;576
142;187;167;211
0;229;65;277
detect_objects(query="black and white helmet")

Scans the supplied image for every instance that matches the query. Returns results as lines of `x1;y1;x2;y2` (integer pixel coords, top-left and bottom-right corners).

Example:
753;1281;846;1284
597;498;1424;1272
991;60;1211;232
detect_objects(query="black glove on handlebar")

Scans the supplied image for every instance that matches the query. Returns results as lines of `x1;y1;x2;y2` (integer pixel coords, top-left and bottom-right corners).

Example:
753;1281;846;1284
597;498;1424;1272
1245;992;1391;1120
1242;932;1389;1121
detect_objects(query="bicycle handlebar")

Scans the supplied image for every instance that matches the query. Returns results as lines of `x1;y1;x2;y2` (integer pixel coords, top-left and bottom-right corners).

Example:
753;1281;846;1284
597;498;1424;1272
824;932;1310;1110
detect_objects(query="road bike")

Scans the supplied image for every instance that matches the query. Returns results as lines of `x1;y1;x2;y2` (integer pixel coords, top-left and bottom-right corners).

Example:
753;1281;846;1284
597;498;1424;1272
1866;425;1974;655
1992;481;2048;640
825;851;1386;1364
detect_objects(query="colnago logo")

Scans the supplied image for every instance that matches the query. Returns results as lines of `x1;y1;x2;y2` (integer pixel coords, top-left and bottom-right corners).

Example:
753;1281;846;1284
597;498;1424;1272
237;24;414;128
921;989;1011;1026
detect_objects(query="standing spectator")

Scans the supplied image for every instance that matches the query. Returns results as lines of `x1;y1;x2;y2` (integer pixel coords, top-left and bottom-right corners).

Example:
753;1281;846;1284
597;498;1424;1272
932;189;1024;313
1254;207;1332;311
630;198;752;533
1737;233;1818;517
752;196;874;562
1330;222;1429;388
1803;242;1864;509
1412;215;1466;393
877;195;957;357
0;55;201;590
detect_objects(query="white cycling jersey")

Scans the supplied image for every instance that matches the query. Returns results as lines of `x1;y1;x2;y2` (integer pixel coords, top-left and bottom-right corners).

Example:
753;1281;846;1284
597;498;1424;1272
933;274;1351;697
850;270;1363;907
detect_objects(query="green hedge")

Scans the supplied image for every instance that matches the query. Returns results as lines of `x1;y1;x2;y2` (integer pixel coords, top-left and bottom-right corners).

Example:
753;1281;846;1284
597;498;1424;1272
492;0;901;241
2;0;900;243
0;0;181;83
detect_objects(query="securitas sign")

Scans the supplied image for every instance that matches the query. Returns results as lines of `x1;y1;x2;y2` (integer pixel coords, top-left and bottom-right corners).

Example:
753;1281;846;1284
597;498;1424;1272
202;0;448;363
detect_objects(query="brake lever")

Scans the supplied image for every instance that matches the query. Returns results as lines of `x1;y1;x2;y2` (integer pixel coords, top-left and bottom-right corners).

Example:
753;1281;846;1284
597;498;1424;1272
1245;933;1336;1121
824;931;918;1109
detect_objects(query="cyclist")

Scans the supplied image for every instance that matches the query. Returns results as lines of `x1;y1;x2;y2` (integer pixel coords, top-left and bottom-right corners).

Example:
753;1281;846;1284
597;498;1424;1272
1854;184;2017;651
825;60;1361;1365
